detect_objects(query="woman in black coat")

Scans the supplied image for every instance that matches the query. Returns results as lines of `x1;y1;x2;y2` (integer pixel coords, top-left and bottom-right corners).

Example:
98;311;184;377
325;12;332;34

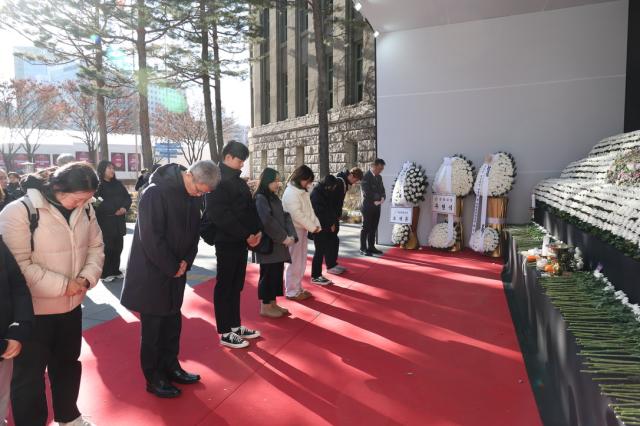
95;160;132;282
0;236;32;424
310;175;339;285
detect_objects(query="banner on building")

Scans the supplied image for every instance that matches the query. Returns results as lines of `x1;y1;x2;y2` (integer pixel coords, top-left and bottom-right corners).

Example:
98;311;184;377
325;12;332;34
127;153;141;172
75;152;90;162
34;154;51;169
111;153;126;171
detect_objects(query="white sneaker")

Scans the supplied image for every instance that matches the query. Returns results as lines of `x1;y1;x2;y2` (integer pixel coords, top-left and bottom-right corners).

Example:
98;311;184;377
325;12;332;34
335;265;347;273
101;276;115;283
220;332;249;349
59;415;96;426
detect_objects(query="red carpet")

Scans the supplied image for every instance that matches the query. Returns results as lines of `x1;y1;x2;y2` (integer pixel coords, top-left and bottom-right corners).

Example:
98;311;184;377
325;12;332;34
11;248;542;426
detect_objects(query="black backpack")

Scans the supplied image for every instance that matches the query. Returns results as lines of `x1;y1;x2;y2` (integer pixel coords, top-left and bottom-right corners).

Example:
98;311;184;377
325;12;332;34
20;195;91;252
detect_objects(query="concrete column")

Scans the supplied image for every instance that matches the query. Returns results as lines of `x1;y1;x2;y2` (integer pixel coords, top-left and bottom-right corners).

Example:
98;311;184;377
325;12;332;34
333;0;347;108
269;7;278;123
287;5;296;120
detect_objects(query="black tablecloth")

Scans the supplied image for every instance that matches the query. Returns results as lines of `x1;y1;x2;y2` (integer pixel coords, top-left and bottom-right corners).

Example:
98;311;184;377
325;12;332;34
503;233;621;426
534;206;640;304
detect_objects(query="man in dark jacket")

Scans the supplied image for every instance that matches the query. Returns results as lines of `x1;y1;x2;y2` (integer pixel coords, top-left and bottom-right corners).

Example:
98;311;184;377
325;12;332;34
360;159;386;256
310;175;339;285
121;160;220;398
0;236;33;423
326;167;363;274
204;140;262;349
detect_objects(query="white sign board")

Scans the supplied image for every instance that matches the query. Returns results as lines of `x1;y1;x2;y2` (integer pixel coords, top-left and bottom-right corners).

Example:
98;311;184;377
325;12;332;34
390;207;413;224
432;194;457;215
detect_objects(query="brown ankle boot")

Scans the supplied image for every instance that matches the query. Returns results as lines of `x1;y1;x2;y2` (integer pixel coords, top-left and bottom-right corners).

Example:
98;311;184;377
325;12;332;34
260;303;283;318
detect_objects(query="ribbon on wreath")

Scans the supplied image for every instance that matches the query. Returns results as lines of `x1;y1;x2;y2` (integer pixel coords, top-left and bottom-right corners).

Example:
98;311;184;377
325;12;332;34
433;157;455;245
470;157;492;251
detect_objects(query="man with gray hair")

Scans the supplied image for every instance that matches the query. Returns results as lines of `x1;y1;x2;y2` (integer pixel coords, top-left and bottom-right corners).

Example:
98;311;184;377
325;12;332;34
121;161;220;398
55;153;76;167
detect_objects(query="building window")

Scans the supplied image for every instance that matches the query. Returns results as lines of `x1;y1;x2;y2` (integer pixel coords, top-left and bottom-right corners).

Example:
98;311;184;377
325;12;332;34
322;0;333;109
347;141;358;167
296;0;308;117
277;147;285;174
346;5;364;105
261;149;267;170
260;8;271;125
276;4;288;121
295;145;305;166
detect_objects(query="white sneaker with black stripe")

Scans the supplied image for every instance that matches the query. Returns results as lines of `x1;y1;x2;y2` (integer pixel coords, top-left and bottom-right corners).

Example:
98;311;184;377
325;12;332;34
220;332;249;349
232;326;260;339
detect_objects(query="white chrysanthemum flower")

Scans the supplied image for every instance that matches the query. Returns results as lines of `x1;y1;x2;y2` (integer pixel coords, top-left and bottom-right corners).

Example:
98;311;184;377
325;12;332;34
428;223;455;248
469;228;500;252
391;224;411;245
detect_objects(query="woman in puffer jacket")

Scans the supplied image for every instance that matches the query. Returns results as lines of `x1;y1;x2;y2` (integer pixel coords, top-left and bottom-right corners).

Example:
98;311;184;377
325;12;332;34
282;165;320;301
0;162;104;426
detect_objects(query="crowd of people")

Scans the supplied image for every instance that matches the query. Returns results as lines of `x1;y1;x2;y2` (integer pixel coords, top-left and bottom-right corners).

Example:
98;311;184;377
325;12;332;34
0;141;386;425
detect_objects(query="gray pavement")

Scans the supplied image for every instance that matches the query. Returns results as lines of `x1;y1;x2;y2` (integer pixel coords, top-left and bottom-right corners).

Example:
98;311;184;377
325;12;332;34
81;222;387;330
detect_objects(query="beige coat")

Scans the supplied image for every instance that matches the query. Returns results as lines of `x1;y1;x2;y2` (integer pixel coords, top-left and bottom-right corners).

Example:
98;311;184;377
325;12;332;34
282;183;321;232
0;188;104;315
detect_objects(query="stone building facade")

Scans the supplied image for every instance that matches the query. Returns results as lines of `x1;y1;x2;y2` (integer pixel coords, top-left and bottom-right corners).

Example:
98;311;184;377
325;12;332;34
249;0;377;179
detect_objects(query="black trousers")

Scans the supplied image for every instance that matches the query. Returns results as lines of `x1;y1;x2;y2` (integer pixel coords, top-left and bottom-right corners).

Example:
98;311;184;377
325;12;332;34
325;231;339;269
102;233;124;278
312;233;332;278
258;262;284;304
361;206;381;251
140;312;181;383
11;306;82;426
214;243;248;334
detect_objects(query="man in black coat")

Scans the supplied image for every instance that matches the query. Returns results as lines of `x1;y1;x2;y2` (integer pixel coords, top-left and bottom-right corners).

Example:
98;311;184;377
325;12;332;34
360;159;386;256
204;141;262;349
120;160;220;398
0;236;33;423
325;167;363;274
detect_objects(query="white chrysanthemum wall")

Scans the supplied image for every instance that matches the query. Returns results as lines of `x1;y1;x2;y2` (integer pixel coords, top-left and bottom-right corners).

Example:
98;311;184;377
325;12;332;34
374;2;627;244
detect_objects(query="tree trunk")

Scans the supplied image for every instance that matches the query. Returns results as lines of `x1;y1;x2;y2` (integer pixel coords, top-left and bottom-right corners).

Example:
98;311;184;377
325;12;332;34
211;18;224;153
95;4;109;162
201;0;218;163
311;0;330;178
137;0;153;169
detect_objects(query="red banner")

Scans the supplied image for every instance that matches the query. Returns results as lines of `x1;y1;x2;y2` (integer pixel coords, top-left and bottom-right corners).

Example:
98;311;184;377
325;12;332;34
111;153;126;171
127;153;141;172
75;152;90;162
34;154;51;169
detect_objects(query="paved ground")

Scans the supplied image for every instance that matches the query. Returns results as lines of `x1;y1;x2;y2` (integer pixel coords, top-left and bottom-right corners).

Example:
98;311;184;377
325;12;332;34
82;223;386;330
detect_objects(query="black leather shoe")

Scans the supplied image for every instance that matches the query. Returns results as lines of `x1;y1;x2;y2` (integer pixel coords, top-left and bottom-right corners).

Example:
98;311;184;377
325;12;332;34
359;250;373;256
146;378;181;398
167;367;201;384
370;248;383;255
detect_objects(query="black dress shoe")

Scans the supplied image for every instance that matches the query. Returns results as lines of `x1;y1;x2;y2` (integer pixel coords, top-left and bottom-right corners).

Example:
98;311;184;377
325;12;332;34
146;378;181;398
359;250;373;256
167;367;201;384
370;248;383;255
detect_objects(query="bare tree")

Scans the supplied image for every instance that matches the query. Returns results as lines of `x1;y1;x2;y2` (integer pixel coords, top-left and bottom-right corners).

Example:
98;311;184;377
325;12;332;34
7;80;67;162
0;81;21;171
61;80;135;163
153;106;208;165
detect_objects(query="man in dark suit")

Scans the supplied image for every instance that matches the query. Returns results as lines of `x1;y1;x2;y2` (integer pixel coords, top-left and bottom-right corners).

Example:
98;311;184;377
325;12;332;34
360;158;386;256
121;160;220;398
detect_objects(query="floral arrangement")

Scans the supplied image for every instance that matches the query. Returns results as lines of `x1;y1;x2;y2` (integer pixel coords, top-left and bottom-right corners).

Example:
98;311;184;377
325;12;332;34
474;152;516;197
427;223;455;248
391;224;410;246
392;161;429;206
535;130;640;259
433;155;475;197
606;148;640;186
469;228;500;253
